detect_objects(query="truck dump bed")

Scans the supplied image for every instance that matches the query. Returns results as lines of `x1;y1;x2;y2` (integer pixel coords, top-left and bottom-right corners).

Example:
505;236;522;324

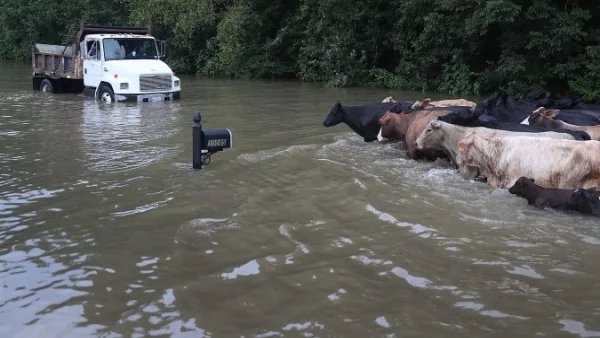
32;43;82;79
32;24;151;80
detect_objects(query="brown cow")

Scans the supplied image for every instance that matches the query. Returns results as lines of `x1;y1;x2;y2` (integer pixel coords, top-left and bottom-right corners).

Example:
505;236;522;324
378;110;451;160
411;97;477;110
457;131;600;190
528;107;600;140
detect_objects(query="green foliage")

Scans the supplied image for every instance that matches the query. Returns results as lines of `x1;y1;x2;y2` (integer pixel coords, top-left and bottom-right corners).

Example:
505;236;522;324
1;0;599;100
569;45;600;103
0;0;131;60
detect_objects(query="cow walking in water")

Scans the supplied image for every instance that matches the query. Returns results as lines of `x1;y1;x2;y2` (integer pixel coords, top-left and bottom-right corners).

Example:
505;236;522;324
508;177;579;209
508;177;600;217
378;110;453;160
568;188;600;217
528;107;600;140
322;101;407;142
457;131;600;190
411;97;477;109
414;120;576;180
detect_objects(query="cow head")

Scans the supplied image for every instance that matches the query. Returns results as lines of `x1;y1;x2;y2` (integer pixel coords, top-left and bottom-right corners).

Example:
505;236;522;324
381;96;397;103
415;120;443;150
411;98;431;110
323;102;345;127
378;111;403;140
527;107;561;128
508;177;536;196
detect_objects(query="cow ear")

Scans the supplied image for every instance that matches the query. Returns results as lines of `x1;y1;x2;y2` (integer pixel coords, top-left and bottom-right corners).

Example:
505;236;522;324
458;138;472;152
411;100;421;109
532;107;545;115
422;98;431;107
544;109;559;117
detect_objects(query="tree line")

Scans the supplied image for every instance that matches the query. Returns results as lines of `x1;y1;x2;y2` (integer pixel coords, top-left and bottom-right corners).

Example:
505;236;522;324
1;0;599;101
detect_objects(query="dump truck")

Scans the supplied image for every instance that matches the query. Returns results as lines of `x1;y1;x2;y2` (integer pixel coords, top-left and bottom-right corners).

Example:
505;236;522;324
32;24;181;103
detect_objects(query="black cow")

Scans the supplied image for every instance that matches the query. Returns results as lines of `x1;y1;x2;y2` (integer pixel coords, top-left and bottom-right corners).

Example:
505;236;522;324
472;92;538;124
526;91;581;109
322;101;407;142
568;188;600;217
474;92;600;126
527;90;600;112
509;177;600;217
544;109;600;125
508;177;574;209
438;110;592;140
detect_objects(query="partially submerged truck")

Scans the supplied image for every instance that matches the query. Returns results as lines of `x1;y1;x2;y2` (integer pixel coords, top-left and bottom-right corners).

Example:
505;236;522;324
32;24;181;103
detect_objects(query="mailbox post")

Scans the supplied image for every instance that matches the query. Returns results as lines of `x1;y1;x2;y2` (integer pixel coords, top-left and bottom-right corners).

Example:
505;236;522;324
193;112;204;169
192;111;233;170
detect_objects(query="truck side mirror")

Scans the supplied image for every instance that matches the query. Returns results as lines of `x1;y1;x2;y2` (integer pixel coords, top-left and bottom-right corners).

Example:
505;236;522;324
157;40;166;58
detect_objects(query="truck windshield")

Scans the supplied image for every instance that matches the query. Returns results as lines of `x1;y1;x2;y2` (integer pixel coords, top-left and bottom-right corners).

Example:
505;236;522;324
102;38;159;61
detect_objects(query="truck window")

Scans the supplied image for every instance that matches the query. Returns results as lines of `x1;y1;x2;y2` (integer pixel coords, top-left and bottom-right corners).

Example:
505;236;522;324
103;38;159;61
86;40;99;60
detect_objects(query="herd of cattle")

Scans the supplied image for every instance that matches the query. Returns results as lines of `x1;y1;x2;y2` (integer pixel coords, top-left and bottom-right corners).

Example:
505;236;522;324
322;92;600;218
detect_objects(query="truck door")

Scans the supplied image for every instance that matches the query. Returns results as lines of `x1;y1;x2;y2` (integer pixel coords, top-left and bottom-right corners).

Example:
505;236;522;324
83;39;102;88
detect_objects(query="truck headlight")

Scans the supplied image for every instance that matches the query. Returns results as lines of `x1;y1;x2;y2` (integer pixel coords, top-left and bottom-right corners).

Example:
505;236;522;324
120;82;129;90
174;80;180;87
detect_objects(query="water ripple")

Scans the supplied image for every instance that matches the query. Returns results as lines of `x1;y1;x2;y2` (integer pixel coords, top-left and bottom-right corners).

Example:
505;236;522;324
1;75;600;337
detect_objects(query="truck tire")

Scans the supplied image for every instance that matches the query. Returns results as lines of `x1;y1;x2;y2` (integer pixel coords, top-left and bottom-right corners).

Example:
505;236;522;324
40;79;54;93
97;84;115;103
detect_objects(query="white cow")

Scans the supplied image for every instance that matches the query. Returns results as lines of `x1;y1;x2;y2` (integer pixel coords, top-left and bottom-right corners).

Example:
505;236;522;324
457;131;600;190
411;98;477;110
414;120;577;180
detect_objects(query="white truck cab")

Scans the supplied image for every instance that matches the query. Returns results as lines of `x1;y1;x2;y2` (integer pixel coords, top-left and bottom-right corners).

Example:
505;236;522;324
82;33;180;103
32;24;181;103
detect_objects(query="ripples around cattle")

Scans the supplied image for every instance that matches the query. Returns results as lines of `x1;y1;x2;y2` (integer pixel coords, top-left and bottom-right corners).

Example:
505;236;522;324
1;61;600;337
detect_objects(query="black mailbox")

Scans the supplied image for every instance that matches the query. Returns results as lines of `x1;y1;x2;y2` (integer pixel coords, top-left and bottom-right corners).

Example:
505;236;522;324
203;129;233;151
192;112;233;169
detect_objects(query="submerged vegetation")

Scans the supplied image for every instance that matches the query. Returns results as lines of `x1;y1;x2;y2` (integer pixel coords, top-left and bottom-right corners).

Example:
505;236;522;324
1;0;599;100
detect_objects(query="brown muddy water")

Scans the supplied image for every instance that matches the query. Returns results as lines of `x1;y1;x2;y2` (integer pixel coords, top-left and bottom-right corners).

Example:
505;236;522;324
1;61;600;338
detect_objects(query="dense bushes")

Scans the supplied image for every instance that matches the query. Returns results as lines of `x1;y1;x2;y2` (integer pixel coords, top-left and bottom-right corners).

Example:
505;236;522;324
1;0;598;101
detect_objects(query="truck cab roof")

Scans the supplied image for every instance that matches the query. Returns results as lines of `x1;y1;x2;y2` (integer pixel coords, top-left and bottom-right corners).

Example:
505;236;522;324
85;34;153;40
76;24;152;43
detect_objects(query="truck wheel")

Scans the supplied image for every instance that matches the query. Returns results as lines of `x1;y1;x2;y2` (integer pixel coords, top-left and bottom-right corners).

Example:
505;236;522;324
97;85;115;103
40;79;54;93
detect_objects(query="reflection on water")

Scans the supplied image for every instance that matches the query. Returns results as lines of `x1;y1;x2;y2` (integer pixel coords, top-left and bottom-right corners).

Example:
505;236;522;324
1;61;600;337
80;100;183;173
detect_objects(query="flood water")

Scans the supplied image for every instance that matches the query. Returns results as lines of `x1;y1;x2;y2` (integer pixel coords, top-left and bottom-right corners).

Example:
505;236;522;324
1;60;600;338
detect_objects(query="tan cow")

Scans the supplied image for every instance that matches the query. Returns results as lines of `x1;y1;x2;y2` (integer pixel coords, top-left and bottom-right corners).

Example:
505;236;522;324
528;107;600;140
378;110;451;160
414;120;576;180
411;97;477;110
457;131;600;190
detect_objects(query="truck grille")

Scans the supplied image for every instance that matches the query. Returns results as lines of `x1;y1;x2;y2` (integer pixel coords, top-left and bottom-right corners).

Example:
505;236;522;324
139;74;172;91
